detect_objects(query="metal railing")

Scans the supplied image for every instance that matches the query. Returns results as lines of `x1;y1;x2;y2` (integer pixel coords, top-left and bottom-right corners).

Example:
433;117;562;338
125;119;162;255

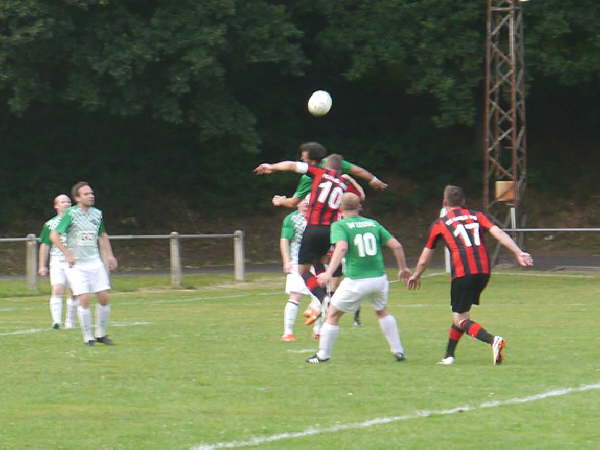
0;231;245;291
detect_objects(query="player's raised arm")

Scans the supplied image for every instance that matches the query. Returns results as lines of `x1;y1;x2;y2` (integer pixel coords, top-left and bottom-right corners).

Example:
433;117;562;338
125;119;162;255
341;174;366;200
349;164;388;191
253;161;302;175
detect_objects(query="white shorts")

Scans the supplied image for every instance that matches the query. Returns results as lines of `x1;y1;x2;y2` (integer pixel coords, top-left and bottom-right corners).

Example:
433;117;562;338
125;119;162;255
330;274;389;313
65;259;111;296
49;260;69;287
285;264;317;299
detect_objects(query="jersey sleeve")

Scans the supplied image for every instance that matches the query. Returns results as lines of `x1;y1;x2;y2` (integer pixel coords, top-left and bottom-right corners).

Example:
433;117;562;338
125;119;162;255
280;214;294;240
425;220;443;249
476;211;495;230
294;162;309;174
330;221;347;244
55;211;72;234
293;175;312;199
99;216;106;234
39;224;51;244
341;159;353;174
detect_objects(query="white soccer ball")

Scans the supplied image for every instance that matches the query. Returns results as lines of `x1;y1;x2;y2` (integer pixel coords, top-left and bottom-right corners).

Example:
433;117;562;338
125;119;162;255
307;90;332;117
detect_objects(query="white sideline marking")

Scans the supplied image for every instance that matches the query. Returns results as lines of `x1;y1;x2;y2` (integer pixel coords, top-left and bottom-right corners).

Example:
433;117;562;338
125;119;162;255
286;349;316;354
0;321;152;336
191;383;600;450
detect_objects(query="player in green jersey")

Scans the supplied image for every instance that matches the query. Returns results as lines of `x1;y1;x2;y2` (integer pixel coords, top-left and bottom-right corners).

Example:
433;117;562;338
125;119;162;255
279;199;323;341
38;194;78;329
306;193;411;364
51;181;118;346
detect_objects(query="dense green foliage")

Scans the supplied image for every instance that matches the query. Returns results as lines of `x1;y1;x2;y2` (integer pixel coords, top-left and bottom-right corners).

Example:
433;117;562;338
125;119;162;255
1;0;599;229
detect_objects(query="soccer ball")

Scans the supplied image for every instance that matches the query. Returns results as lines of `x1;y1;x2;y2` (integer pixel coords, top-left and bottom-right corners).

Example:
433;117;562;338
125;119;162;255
307;90;332;117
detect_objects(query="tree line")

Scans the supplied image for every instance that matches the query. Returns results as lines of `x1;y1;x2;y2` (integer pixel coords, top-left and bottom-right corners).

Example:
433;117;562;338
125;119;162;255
1;0;599;230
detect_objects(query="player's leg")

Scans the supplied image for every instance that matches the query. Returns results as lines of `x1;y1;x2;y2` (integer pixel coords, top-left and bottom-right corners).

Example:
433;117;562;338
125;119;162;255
76;293;95;345
306;305;344;364
65;264;95;345
298;226;330;308
88;260;114;345
94;290;113;345
371;276;405;361
307;277;356;363
282;289;302;341
452;275;503;365
49;262;68;329
64;286;78;329
49;284;64;329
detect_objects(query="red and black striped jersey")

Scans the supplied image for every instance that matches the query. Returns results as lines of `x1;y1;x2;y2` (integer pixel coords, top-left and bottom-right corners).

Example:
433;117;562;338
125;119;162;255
425;208;496;279
304;166;349;226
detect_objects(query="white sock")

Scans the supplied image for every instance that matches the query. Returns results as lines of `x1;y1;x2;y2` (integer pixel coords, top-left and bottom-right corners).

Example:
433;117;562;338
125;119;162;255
313;315;323;335
78;306;93;342
49;296;63;325
317;322;339;360
95;304;111;338
283;299;299;335
378;314;404;354
65;298;78;325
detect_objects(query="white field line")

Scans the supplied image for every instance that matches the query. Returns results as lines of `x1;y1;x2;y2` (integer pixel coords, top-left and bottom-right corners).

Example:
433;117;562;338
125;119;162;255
191;383;600;450
0;321;152;336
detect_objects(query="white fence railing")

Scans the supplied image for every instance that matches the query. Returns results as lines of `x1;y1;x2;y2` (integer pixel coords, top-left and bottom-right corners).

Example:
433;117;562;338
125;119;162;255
0;231;245;291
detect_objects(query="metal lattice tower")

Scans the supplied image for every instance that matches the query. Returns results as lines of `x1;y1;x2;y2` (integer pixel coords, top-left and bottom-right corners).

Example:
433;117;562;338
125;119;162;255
483;0;527;220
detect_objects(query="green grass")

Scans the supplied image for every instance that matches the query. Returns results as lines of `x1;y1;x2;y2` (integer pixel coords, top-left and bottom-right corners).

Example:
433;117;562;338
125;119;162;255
1;270;599;449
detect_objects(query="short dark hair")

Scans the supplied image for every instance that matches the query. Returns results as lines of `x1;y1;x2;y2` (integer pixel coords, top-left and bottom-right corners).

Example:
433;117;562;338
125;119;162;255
444;185;466;207
324;153;343;174
71;181;90;200
299;142;327;163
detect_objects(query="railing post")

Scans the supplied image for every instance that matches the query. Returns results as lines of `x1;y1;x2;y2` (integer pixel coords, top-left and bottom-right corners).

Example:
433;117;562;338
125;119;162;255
233;230;245;281
26;233;38;291
169;232;182;287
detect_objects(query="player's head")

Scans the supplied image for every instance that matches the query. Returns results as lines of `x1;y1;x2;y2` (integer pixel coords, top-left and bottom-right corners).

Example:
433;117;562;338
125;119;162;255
340;192;361;214
443;185;466;207
53;194;72;214
71;181;95;207
324;153;343;175
299;142;327;164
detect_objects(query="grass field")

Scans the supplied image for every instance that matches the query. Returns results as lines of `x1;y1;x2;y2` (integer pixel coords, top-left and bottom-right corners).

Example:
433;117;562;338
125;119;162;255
1;270;599;449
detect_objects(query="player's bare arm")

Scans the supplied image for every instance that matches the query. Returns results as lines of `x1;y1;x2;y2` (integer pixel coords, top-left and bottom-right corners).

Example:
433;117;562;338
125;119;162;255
99;233;118;271
253;161;298;175
38;243;50;277
280;238;292;273
385;238;411;282
272;195;302;208
317;241;348;287
50;229;75;267
408;247;434;290
488;226;533;266
340;174;366;200
349;164;388;191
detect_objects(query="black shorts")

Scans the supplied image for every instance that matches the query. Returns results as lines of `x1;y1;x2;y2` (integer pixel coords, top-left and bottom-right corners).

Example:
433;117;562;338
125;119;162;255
298;225;331;265
450;274;490;313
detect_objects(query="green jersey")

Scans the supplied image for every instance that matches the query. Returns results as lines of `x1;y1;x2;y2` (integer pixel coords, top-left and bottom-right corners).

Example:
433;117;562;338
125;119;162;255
55;206;106;262
330;215;393;279
293;158;354;199
281;210;307;264
39;215;67;263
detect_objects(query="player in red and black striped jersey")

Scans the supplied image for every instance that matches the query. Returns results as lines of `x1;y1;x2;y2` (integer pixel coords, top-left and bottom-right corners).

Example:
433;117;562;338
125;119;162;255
254;154;365;321
408;185;533;366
